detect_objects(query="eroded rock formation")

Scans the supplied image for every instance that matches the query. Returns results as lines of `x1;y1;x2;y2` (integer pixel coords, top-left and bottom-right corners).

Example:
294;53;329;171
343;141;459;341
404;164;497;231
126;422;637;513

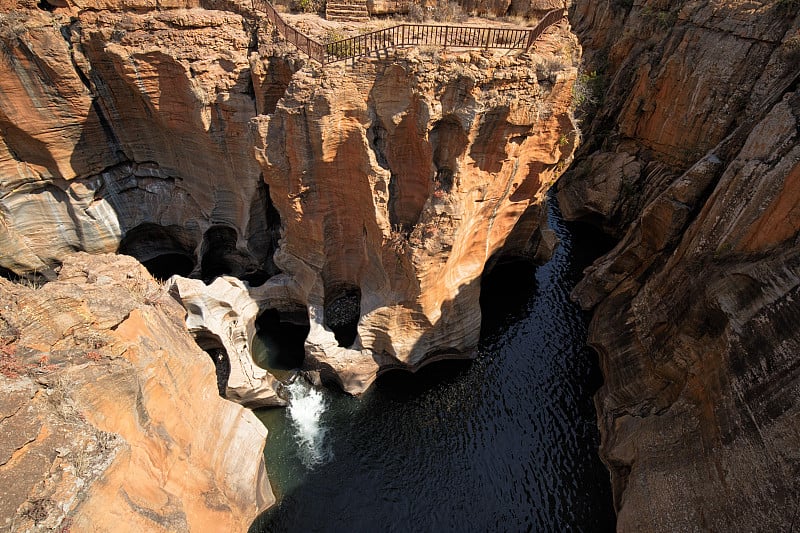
170;275;287;407
0;1;579;527
1;0;578;395
0;4;278;284
252;43;578;392
559;1;800;530
0;253;271;532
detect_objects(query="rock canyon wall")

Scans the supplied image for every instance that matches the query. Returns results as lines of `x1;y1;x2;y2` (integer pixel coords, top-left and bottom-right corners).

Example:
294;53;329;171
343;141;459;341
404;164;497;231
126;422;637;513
0;254;271;531
0;0;578;395
0;0;578;528
559;1;800;530
251;44;577;392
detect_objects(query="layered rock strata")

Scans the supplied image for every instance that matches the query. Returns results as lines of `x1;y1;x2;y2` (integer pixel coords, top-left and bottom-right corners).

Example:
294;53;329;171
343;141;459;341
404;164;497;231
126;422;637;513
0;253;271;532
252;41;578;392
559;1;800;530
0;5;278;284
1;1;579;395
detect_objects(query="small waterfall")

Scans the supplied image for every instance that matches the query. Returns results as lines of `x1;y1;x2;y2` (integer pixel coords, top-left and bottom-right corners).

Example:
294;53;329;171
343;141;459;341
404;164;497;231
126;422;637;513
285;377;332;469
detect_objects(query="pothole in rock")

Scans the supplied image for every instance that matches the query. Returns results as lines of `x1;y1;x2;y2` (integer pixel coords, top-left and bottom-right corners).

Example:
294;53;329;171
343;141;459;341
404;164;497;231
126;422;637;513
253;306;309;376
324;285;361;348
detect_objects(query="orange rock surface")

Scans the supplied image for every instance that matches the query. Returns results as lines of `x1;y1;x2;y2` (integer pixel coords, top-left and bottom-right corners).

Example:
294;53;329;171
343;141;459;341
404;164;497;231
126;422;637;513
559;1;800;530
253;42;578;391
0;253;271;532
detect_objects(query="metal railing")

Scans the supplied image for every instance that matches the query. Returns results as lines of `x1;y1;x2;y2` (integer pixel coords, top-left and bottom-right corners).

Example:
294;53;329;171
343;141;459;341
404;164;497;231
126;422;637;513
252;0;565;64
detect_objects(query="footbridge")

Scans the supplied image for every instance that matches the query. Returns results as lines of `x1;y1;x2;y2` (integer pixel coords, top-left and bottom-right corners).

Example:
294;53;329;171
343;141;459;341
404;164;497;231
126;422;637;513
251;0;566;64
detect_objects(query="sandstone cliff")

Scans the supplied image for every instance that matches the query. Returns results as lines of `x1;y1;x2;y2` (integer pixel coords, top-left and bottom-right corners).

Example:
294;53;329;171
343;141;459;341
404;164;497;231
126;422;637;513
252;44;578;392
0;3;276;284
0;1;578;395
558;1;800;530
0;253;271;532
0;1;579;528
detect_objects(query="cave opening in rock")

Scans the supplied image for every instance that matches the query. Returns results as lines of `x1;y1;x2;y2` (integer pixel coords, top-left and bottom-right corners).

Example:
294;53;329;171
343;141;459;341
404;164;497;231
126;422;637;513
200;225;242;283
324;284;361;348
118;223;197;280
36;0;57;12
242;181;283;287
374;358;474;400
479;254;539;337
253;306;309;371
200;223;276;286
191;329;230;397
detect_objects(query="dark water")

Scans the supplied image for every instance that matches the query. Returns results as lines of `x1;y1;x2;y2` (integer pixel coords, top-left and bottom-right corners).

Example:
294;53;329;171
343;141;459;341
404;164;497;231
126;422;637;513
251;199;616;532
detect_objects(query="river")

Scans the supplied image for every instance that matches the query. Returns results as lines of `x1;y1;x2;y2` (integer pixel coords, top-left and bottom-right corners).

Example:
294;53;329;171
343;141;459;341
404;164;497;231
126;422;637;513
250;199;616;532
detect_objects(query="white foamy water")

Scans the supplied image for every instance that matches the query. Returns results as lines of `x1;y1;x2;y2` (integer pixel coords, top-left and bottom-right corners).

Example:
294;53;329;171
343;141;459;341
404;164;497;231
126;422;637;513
286;378;332;469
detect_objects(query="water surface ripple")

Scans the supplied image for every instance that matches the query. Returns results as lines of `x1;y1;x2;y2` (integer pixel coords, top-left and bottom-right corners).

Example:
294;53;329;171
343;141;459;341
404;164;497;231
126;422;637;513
252;200;616;532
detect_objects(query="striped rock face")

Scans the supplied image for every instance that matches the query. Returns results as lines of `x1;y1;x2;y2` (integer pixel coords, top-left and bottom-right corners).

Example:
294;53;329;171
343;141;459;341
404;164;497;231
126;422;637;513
558;1;800;531
0;253;272;532
0;2;579;393
251;45;578;392
0;3;578;528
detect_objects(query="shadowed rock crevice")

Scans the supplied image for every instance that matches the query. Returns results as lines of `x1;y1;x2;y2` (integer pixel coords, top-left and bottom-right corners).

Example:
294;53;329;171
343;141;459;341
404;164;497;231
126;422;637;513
429;115;468;193
201;225;249;283
479;255;538;335
191;329;232;398
259;56;294;115
243;181;283;286
254;307;309;371
118;223;197;280
385;111;433;230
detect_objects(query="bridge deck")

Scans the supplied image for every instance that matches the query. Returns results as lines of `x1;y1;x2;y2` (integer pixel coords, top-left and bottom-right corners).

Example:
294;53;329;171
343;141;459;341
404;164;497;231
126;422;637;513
251;0;566;64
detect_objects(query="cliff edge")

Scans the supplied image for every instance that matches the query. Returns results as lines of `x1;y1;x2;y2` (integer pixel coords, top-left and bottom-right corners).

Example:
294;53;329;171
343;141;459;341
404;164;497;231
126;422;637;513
558;1;800;530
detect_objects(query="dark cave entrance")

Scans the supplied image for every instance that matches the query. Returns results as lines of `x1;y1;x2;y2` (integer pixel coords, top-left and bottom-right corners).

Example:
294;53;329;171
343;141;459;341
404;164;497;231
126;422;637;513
191;329;231;397
200;225;241;283
200;224;275;286
254;306;309;371
479;253;539;337
118;223;197;280
142;254;195;280
324;284;361;348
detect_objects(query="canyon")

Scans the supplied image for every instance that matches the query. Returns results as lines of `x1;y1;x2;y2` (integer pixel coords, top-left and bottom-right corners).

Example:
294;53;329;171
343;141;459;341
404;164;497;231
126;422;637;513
559;0;800;530
1;0;578;528
0;0;798;531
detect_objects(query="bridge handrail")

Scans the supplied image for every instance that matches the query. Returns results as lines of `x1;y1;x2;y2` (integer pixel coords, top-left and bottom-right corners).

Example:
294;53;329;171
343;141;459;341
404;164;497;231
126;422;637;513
251;0;565;64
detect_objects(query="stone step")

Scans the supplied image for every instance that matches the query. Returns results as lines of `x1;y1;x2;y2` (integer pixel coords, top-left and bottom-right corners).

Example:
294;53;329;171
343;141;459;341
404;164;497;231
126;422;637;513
326;8;369;15
326;0;369;20
326;16;371;22
325;0;368;5
325;7;370;21
326;4;368;12
326;15;370;20
326;4;368;9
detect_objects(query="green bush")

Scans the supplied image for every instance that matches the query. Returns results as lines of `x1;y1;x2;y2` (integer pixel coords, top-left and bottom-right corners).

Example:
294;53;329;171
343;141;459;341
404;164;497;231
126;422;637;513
325;29;359;58
572;68;604;111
